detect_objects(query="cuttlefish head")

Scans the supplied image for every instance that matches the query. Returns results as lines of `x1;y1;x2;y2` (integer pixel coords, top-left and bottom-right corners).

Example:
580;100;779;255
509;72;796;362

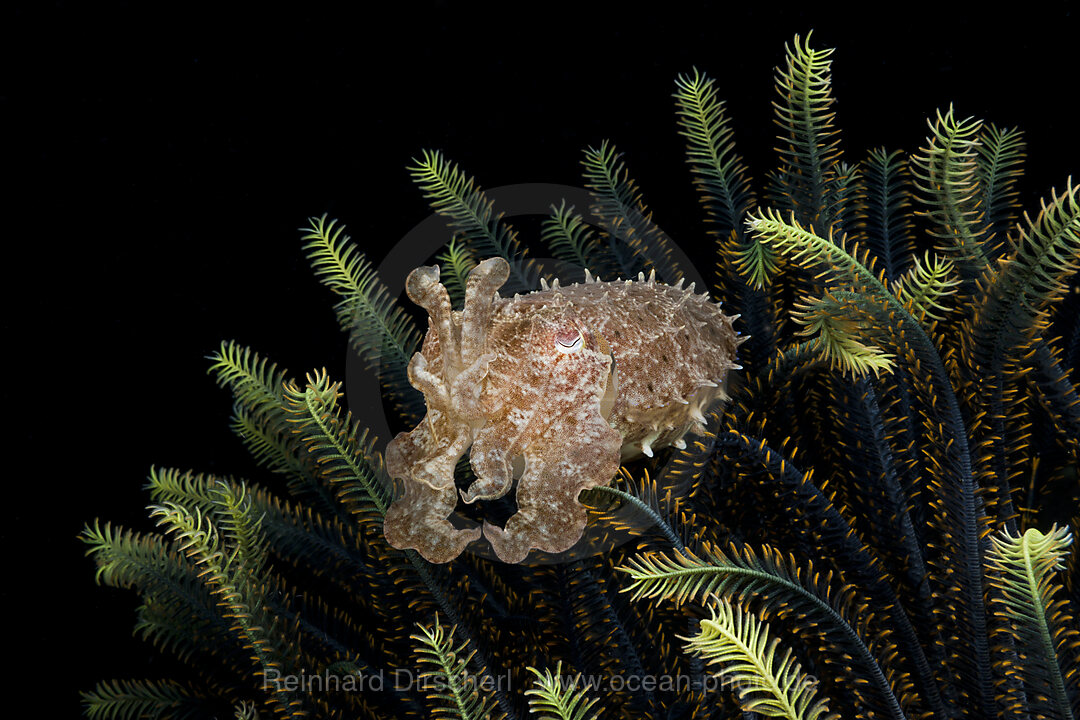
384;258;623;564
463;288;622;562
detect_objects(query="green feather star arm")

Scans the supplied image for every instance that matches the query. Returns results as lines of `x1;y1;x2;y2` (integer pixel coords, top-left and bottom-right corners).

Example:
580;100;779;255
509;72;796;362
673;67;756;241
411;616;505;720
911;106;989;280
682;597;839;720
987;525;1080;720
525;662;602;720
410;149;542;294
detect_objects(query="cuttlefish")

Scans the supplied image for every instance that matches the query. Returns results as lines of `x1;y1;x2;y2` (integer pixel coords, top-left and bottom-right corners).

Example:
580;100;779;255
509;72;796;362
384;257;741;563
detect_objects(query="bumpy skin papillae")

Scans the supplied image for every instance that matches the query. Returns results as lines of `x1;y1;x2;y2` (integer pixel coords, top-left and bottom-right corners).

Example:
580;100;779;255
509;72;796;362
384;258;741;563
555;274;739;458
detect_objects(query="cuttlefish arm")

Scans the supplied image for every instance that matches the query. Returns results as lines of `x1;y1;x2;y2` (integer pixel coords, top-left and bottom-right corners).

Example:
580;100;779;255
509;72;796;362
382;259;509;563
482;401;621;563
383;411;478;562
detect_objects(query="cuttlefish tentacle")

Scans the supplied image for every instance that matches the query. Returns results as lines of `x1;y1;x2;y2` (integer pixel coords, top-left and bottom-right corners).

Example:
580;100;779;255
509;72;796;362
447;258;507;419
384;406;480;560
388;265;473;493
461;426;515;504
385;262;507;559
389;342;465;492
483;410;622;563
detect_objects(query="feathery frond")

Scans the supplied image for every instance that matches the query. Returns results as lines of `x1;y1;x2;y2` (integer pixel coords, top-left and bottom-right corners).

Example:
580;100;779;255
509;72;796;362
791;292;896;378
583;468;687;551
748;210;994;712
581;140;684;283
673;67;755;239
208;342;340;509
208;340;292;418
301;215;423;419
302;214;421;366
411;616;502;720
233;701;260;720
683;597;839;720
746;208;879;289
825;161;863;239
987;525;1080;720
409;148;541;293
82;679;213;720
863;148;916;280
435;237;479;309
525;663;601;720
976;124;1026;258
968;179;1080;355
540;200;609;277
910;107;988;279
619;544;907;720
281;368;391;520
148;482;306;717
892;251;960;323
772;32;842;231
735;231;782;289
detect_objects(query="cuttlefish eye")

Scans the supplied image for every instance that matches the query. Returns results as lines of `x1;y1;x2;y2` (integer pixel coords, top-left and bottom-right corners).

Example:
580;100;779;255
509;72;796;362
554;328;584;354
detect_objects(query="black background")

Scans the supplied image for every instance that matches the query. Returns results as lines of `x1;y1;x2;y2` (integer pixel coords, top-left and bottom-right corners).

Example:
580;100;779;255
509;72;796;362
6;1;1079;713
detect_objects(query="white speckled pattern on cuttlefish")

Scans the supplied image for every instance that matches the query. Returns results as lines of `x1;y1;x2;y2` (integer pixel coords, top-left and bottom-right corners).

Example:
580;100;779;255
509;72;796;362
383;257;743;563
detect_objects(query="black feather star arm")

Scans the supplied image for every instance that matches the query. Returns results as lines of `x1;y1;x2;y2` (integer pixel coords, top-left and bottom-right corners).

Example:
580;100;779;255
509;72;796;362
82;679;219;720
965;180;1080;370
745;209;996;716
539;200;616;282
580;140;684;284
148;481;311;717
673;66;781;371
411;616;506;720
435;237;480;309
673;67;756;241
524;662;602;720
619;543;908;719
682;597;840;720
207;342;342;517
710;428;942;718
1031;340;1080;459
280;369;392;520
863;148;916;281
83;31;1080;720
961;181;1080;531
